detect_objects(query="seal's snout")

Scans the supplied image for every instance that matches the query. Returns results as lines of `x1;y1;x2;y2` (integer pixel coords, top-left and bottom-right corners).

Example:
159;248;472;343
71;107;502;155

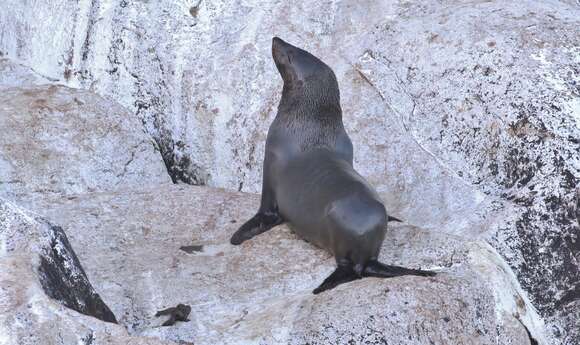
272;37;293;78
272;36;289;59
272;36;290;49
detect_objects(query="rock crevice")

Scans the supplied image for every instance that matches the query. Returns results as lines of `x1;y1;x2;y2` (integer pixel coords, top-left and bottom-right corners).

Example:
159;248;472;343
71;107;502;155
37;224;117;324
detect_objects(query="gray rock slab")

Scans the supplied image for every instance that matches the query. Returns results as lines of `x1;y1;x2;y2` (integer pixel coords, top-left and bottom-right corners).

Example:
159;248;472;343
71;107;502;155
1;0;578;343
0;57;52;88
0;61;171;204
350;3;580;341
0;198;173;345
28;184;535;345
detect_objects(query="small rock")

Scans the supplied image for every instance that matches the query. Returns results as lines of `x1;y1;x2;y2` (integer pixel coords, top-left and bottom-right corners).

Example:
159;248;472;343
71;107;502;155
155;304;192;326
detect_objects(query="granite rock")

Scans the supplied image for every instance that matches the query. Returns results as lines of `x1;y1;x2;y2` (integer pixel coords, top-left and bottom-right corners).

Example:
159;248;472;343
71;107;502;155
0;198;171;345
0;0;578;343
0;59;171;205
27;184;534;345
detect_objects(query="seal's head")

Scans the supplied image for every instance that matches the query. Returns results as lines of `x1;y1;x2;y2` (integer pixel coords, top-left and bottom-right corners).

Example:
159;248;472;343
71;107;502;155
272;37;339;105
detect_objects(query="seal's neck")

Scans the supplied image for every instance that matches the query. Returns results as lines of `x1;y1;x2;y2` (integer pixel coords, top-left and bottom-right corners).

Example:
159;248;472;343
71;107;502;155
274;84;344;153
277;83;342;124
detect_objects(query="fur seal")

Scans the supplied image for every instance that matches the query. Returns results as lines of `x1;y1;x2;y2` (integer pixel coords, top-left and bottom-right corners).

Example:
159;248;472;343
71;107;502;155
231;37;434;294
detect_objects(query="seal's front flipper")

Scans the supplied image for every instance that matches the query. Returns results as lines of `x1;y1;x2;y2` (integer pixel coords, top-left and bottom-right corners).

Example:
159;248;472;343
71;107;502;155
363;260;436;278
313;265;360;294
230;212;284;245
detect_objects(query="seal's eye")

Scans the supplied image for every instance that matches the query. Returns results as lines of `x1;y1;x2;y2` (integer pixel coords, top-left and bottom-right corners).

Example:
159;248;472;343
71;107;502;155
287;52;293;65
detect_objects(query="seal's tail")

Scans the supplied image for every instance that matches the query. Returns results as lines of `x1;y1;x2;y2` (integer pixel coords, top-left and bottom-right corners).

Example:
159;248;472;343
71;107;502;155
387;215;403;222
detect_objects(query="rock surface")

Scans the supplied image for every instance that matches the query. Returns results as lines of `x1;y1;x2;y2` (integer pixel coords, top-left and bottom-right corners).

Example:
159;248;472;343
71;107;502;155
0;198;170;345
0;0;579;344
349;4;580;343
37;222;117;324
26;184;533;345
0;64;543;340
0;59;171;205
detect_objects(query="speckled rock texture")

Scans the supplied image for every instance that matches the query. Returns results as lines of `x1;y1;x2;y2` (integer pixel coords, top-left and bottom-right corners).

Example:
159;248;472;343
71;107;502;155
0;59;171;205
0;52;544;339
26;184;533;345
0;198;171;345
0;0;578;344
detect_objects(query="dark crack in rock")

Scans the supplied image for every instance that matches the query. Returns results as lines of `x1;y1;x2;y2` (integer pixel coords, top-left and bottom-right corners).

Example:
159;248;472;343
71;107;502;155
179;245;204;254
38;224;117;323
159;139;209;185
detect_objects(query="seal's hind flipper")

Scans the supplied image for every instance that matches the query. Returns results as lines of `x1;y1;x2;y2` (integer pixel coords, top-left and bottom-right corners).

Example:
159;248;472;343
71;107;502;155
230;212;284;245
387;216;403;222
362;260;436;278
313;265;360;294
